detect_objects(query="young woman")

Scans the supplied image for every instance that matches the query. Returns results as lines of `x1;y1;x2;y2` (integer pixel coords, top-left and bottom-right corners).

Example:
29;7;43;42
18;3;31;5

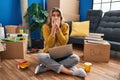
34;7;86;77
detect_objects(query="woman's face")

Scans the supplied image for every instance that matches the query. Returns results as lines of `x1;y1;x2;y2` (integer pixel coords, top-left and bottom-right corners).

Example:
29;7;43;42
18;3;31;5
51;11;61;22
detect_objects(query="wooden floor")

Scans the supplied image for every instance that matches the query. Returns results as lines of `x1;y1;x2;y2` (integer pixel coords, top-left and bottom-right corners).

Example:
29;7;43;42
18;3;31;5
0;44;120;80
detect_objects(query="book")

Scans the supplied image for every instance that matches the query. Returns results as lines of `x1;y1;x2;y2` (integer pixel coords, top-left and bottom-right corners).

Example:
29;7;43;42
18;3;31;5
85;37;103;41
86;40;107;44
85;33;104;41
89;33;104;37
88;33;104;38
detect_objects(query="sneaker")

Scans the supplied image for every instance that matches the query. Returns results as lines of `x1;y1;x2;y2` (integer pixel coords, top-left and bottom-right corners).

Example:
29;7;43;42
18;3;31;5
70;66;78;71
72;68;87;77
34;64;47;74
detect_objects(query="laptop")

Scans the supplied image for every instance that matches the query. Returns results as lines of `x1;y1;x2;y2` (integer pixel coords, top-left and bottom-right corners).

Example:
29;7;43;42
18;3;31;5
48;44;73;59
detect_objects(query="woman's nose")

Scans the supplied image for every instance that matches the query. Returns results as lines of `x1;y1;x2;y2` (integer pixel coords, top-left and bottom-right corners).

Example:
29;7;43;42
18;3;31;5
55;16;58;19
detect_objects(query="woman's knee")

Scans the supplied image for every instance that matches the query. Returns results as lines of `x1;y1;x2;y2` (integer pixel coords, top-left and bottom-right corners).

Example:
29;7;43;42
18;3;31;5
38;53;50;63
71;54;80;64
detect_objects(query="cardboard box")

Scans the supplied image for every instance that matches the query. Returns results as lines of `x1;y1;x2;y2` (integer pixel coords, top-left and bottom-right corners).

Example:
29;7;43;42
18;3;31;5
84;41;110;62
0;42;4;52
47;0;79;14
63;13;80;21
0;41;4;62
1;41;27;59
6;33;29;49
5;25;19;33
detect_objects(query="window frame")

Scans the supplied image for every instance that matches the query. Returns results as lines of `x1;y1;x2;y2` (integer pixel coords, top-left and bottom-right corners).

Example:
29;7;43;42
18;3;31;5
93;0;120;13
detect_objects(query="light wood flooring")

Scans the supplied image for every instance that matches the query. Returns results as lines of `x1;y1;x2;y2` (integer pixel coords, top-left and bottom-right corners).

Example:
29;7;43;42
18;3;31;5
0;44;120;80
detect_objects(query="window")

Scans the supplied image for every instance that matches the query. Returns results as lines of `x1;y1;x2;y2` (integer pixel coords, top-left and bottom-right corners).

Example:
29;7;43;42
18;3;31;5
102;3;110;12
93;4;101;10
111;2;120;10
102;0;111;3
93;0;101;3
93;0;120;13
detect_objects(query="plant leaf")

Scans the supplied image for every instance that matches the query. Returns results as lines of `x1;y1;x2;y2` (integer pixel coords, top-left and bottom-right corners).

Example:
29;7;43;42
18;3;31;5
32;15;44;23
24;3;48;38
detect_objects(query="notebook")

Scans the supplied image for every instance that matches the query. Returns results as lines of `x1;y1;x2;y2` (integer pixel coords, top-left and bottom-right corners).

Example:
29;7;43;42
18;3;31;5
48;44;73;59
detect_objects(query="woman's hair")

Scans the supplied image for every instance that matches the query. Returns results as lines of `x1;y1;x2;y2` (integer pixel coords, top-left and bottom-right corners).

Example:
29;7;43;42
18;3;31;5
46;7;64;27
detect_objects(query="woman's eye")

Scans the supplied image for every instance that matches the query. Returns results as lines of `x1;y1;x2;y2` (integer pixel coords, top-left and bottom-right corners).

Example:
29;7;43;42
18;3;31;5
52;15;55;17
52;14;60;17
57;15;60;17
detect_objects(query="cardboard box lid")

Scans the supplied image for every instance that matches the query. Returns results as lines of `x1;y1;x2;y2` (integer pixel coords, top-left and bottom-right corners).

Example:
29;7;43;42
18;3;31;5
0;42;4;52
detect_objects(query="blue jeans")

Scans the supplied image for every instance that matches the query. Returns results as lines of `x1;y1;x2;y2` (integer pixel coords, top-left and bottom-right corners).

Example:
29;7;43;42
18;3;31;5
38;53;80;73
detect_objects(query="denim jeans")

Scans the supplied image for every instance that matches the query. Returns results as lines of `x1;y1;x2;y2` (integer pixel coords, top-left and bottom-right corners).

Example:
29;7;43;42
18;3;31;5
38;53;80;73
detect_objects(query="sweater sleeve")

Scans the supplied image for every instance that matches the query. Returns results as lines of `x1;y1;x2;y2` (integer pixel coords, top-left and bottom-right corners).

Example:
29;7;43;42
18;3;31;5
42;24;56;49
56;23;69;45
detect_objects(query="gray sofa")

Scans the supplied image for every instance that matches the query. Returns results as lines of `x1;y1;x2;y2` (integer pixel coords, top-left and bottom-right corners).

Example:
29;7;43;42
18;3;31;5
68;10;103;44
68;10;120;51
96;10;120;51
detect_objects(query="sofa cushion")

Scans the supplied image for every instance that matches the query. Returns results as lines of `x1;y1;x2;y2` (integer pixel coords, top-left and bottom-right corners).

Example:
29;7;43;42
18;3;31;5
68;36;85;44
65;21;72;35
70;21;89;37
108;41;120;51
87;10;103;33
96;10;120;42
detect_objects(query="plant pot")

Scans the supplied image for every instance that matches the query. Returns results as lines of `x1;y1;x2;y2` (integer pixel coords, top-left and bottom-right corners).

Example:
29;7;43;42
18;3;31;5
31;39;44;49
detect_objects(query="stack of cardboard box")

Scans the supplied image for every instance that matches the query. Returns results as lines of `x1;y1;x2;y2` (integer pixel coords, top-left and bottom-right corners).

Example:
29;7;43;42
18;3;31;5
0;25;27;59
47;0;80;21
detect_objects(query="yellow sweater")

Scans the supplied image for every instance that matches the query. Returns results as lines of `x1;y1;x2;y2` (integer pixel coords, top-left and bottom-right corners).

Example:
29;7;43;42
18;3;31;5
42;23;69;53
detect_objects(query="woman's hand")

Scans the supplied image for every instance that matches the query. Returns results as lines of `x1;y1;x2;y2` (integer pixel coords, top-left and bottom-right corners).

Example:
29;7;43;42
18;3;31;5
51;19;60;35
54;19;60;29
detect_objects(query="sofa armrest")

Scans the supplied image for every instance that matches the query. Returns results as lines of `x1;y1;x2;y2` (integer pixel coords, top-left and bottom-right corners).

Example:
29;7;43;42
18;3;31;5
65;21;72;35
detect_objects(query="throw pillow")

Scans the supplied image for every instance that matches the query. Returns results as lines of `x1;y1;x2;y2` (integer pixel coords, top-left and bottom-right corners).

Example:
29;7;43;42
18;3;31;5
70;21;89;37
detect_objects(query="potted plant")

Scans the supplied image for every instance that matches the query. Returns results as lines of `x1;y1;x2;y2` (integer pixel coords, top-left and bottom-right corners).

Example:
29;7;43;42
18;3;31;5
25;3;48;39
24;3;48;49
